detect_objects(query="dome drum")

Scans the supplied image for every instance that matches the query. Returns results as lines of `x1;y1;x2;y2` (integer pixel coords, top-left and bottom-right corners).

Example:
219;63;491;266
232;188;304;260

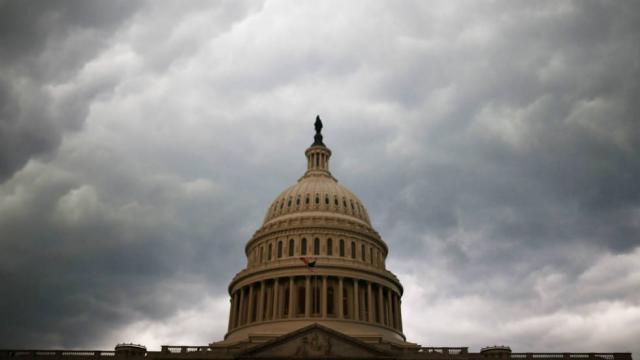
225;117;405;344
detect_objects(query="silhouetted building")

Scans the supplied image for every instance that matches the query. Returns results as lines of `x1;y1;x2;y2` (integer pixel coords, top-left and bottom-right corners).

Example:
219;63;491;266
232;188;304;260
1;118;632;360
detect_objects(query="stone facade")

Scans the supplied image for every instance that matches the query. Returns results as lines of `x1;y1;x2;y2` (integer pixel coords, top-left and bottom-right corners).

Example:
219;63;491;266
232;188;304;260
0;119;632;360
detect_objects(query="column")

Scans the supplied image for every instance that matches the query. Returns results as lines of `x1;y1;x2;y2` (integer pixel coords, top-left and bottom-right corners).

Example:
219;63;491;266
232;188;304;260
378;285;384;325
386;288;392;327
367;281;373;323
257;281;265;321
338;277;344;319
305;276;311;317
353;280;359;321
273;278;279;320
228;292;236;330
398;297;403;330
392;293;400;330
238;288;245;326
321;276;328;318
288;277;294;318
247;285;254;323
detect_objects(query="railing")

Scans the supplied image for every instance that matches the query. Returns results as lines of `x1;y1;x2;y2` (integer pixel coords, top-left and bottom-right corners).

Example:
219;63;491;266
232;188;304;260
511;354;631;360
418;347;469;355
159;346;209;354
0;351;116;358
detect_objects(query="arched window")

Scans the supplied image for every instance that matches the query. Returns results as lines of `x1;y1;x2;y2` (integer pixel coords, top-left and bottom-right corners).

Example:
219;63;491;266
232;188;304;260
296;197;300;205
315;196;319;204
361;244;365;261
351;241;356;259
339;240;345;257
306;195;310;204
325;195;329;205
289;239;294;257
301;238;307;256
287;198;292;207
278;241;283;258
314;238;320;255
334;196;338;206
259;247;264;263
327;238;333;256
370;247;374;264
268;243;272;260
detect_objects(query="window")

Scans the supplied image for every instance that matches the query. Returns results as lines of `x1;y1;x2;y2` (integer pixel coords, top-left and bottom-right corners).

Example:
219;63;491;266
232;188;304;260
296;197;300;205
312;278;321;315
370;247;373;264
361;244;365;261
327;238;333;256
268;243;272;260
283;285;290;316
314;238;320;255
325;196;329;205
301;238;307;255
339;240;345;257
351;241;356;259
287;198;291;207
259;247;264;263
343;286;349;318
289;239;294;257
315;196;319;204
306;196;309;204
278;241;283;258
327;287;335;315
297;285;306;315
251;288;258;322
334;196;338;206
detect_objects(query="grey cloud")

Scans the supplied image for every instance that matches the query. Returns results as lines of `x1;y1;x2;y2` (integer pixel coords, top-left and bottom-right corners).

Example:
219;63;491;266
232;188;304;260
0;0;639;358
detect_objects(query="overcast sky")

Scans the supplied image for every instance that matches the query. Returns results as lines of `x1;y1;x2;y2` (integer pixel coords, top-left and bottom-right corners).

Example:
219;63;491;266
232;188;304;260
1;0;639;357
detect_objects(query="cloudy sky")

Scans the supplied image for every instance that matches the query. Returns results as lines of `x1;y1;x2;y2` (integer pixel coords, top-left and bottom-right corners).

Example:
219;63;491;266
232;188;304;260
1;0;639;356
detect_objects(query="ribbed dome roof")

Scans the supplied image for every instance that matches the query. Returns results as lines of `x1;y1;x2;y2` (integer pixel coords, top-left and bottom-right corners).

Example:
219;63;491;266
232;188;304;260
262;116;371;226
263;174;371;225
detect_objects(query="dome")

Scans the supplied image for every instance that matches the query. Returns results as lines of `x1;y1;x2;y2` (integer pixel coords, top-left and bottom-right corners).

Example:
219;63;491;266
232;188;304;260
263;169;372;226
223;116;404;345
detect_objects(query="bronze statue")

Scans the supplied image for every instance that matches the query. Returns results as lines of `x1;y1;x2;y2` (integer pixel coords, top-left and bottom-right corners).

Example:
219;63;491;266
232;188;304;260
313;115;325;146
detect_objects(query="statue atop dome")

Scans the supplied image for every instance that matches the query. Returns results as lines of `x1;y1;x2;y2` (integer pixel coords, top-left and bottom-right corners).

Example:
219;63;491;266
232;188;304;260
313;115;325;146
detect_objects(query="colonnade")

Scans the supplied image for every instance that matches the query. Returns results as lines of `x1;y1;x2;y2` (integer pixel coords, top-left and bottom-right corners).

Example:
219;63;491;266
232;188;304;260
228;276;402;333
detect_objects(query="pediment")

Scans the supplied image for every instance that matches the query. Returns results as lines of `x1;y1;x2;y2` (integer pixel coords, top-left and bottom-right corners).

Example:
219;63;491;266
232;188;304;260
238;324;391;359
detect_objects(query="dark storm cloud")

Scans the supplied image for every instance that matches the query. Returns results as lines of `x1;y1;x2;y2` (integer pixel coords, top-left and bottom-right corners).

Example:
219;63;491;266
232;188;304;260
0;0;142;180
0;0;639;357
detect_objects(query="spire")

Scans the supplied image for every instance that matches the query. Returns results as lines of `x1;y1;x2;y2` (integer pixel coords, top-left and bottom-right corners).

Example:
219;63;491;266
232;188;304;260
313;115;325;146
303;115;333;179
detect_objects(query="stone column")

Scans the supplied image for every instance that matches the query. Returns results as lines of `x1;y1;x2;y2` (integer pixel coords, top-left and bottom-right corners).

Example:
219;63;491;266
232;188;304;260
338;277;344;319
273;278;279;320
247;285;255;323
321;276;328;318
378;285;384;325
305;276;311;317
367;281;373;323
288;277;294;318
228;292;235;330
398;297;403;330
257;281;265;321
238;288;245;326
386;288;392;327
353;280;359;321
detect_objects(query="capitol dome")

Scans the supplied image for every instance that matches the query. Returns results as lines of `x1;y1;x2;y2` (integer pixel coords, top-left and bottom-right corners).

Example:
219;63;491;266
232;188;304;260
222;116;404;345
